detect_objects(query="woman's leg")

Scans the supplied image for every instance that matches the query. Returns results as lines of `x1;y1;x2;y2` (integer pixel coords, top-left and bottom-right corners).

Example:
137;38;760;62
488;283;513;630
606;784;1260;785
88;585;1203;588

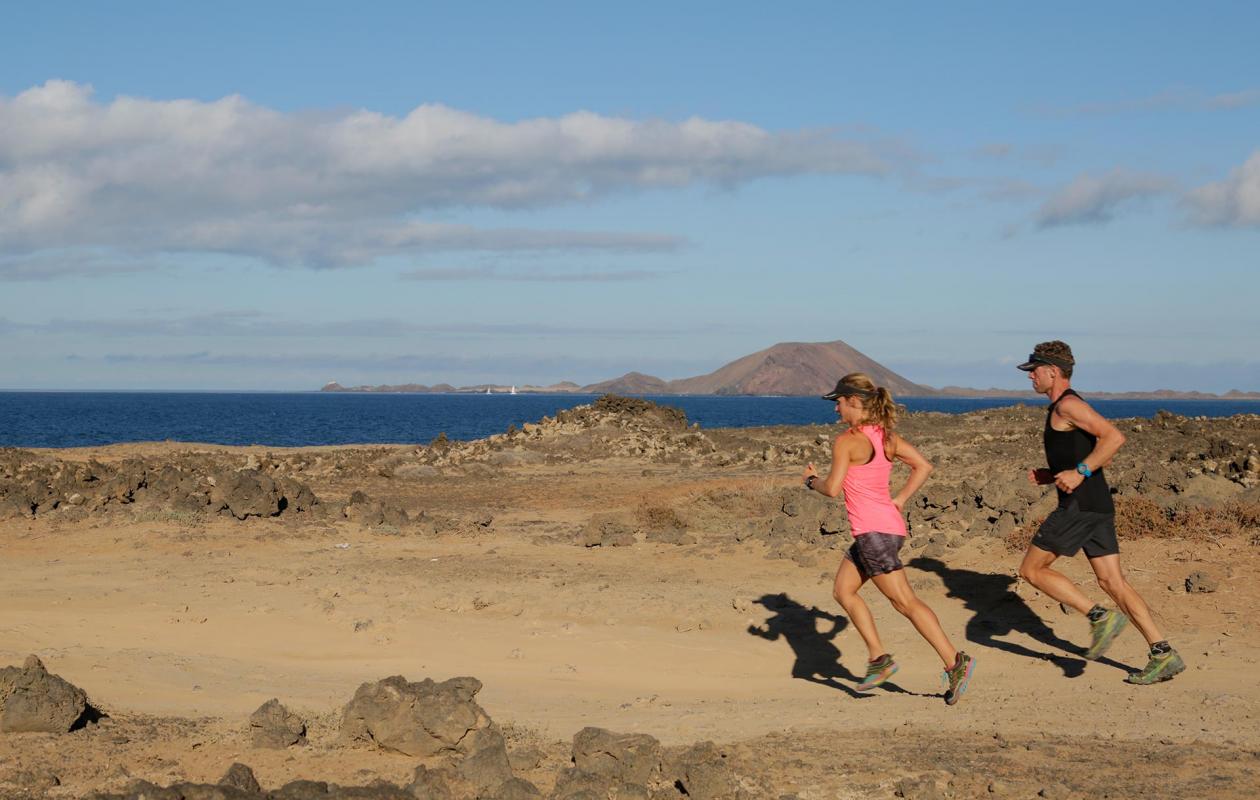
833;557;884;660
870;568;958;668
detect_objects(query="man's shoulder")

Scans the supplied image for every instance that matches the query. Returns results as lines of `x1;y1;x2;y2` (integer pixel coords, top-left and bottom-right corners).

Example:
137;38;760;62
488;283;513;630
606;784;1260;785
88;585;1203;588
1055;390;1093;415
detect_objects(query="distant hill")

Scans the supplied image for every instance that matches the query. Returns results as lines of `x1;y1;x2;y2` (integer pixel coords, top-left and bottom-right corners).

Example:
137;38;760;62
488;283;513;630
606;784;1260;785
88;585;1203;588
581;340;934;397
321;344;1260;399
581;371;671;395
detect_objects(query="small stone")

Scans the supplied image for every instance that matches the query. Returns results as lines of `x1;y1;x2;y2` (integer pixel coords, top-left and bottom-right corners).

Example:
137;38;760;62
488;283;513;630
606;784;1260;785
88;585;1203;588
249;698;307;748
1185;571;1217;593
219;763;261;793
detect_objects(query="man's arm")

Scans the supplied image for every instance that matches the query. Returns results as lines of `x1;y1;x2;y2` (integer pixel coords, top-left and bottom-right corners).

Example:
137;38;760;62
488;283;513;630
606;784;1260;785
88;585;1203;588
1052;395;1126;493
802;433;853;498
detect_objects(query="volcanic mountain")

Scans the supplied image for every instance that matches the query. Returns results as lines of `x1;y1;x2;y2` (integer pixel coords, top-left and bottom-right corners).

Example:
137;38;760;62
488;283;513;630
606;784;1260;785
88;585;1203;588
582;340;934;397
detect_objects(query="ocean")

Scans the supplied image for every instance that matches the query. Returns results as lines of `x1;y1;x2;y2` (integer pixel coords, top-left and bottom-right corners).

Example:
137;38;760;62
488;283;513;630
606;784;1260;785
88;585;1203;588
2;392;1257;449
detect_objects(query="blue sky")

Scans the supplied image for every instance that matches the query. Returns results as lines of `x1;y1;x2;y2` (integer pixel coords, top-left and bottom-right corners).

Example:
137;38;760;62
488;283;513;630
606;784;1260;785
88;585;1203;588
2;2;1257;392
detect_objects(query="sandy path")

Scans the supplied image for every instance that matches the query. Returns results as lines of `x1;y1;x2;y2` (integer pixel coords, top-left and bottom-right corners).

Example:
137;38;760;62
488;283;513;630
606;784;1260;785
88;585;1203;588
3;448;1259;797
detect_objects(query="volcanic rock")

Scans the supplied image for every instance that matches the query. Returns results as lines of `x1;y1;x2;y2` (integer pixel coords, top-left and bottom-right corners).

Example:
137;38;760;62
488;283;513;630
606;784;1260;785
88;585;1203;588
1185;571;1218;593
249;698;307;748
339;675;493;758
219;763;262;794
669;741;741;800
210;470;280;519
571;726;662;785
0;655;90;733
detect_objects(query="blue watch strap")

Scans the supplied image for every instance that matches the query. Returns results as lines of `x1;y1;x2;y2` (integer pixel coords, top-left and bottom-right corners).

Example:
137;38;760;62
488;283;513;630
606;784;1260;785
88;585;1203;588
1076;462;1092;478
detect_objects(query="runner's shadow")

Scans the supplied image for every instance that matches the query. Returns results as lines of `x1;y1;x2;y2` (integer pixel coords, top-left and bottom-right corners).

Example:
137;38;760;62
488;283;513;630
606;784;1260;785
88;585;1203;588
909;557;1129;677
746;593;934;699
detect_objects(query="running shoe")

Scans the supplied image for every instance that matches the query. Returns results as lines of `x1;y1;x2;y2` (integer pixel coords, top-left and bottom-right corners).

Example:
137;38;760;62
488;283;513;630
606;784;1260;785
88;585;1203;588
1125;649;1186;685
856;654;898;691
942;651;975;706
1085;609;1129;660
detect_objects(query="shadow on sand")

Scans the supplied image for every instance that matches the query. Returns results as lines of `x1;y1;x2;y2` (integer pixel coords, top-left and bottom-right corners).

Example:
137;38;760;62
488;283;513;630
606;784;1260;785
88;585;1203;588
908;557;1131;676
746;592;934;699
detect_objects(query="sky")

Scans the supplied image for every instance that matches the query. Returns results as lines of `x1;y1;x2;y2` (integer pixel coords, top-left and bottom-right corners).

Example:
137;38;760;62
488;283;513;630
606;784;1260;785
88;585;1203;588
1;1;1258;392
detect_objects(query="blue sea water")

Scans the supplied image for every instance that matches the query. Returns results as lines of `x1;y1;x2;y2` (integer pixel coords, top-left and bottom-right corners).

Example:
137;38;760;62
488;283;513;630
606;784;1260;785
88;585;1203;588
1;392;1257;449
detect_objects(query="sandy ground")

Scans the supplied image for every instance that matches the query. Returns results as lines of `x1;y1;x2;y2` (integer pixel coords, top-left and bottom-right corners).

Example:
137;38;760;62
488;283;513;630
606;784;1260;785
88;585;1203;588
2;425;1260;798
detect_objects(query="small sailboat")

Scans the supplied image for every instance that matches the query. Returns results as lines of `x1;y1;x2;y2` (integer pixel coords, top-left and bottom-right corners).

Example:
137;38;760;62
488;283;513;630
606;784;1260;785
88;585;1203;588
485;387;492;395
510;385;517;395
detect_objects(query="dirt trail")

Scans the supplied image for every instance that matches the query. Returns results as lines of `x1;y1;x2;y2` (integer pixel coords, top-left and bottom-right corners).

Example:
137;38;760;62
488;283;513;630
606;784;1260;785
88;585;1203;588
2;404;1259;798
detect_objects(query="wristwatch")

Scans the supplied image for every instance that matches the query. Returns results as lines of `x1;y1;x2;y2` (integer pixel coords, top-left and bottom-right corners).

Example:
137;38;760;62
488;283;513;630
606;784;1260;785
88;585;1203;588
805;475;818;490
1076;462;1092;478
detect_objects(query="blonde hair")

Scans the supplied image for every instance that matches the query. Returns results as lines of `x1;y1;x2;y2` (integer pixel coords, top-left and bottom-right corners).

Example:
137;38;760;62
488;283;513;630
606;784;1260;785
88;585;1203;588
836;372;899;437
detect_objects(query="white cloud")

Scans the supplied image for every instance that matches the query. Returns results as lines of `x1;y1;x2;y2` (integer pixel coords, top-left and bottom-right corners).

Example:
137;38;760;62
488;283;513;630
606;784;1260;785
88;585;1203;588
1184;150;1260;227
1035;170;1171;228
0;81;893;273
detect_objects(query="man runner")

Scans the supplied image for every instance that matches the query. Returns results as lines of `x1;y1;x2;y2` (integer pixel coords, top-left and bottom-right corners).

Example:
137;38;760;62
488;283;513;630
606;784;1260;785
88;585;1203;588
1017;341;1184;684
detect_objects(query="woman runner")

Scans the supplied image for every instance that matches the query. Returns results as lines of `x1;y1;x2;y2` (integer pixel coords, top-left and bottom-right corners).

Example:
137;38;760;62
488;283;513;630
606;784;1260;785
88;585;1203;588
802;373;975;704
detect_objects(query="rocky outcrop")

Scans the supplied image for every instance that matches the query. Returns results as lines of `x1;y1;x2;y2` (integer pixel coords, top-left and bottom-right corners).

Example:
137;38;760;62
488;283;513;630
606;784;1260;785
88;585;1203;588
249;698;306;748
0;450;317;521
339;675;494;758
571;727;661;785
0;655;91;733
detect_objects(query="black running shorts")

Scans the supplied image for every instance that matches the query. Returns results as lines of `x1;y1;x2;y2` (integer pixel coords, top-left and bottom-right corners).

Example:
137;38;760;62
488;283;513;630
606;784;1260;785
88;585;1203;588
1032;507;1120;558
845;532;906;577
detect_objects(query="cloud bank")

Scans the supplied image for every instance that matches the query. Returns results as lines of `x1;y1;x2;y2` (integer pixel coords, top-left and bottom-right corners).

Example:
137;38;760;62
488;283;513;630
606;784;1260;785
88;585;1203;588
0;81;892;274
1035;170;1171;228
1185;150;1260;227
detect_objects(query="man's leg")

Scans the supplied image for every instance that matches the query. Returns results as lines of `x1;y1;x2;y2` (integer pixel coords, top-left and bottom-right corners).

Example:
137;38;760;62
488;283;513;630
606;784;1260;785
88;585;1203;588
869;568;957;668
1018;546;1094;613
832;558;882;660
1087;555;1163;644
1090;554;1187;683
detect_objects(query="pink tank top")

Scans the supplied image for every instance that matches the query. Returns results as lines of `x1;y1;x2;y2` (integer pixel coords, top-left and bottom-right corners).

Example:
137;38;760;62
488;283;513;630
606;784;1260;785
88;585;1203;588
842;425;907;537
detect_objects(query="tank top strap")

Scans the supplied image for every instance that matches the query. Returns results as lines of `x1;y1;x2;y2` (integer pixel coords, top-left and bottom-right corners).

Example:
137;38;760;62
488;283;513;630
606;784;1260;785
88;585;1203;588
1048;388;1081;415
858;425;888;464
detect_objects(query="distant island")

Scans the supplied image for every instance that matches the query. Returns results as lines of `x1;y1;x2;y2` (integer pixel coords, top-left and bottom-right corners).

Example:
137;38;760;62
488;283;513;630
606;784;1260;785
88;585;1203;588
320;340;1260;400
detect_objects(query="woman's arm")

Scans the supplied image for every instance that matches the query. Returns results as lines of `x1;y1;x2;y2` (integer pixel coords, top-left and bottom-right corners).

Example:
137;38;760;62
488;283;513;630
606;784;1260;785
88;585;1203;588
890;433;933;511
802;433;853;498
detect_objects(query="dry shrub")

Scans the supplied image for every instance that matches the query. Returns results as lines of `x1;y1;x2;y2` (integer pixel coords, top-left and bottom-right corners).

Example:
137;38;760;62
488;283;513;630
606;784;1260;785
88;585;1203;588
1002;498;1260;551
636;503;687;531
1115;497;1259;541
1005;517;1040;551
1226;500;1260;530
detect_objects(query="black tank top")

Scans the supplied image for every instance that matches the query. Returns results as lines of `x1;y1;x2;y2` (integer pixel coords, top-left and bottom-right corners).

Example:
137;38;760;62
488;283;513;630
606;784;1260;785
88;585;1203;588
1044;389;1113;513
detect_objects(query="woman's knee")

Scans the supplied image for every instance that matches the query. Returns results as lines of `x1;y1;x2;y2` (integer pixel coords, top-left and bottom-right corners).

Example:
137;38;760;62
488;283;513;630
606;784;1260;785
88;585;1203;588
888;594;917;617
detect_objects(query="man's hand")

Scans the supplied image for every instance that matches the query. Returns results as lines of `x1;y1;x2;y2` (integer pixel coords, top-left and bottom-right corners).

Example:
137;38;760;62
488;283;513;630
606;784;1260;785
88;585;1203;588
1028;468;1054;485
1054;469;1085;494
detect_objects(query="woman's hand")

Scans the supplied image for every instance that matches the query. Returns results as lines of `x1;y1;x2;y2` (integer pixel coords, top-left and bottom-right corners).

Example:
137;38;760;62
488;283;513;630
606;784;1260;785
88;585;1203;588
891;496;906;513
802;463;819;485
